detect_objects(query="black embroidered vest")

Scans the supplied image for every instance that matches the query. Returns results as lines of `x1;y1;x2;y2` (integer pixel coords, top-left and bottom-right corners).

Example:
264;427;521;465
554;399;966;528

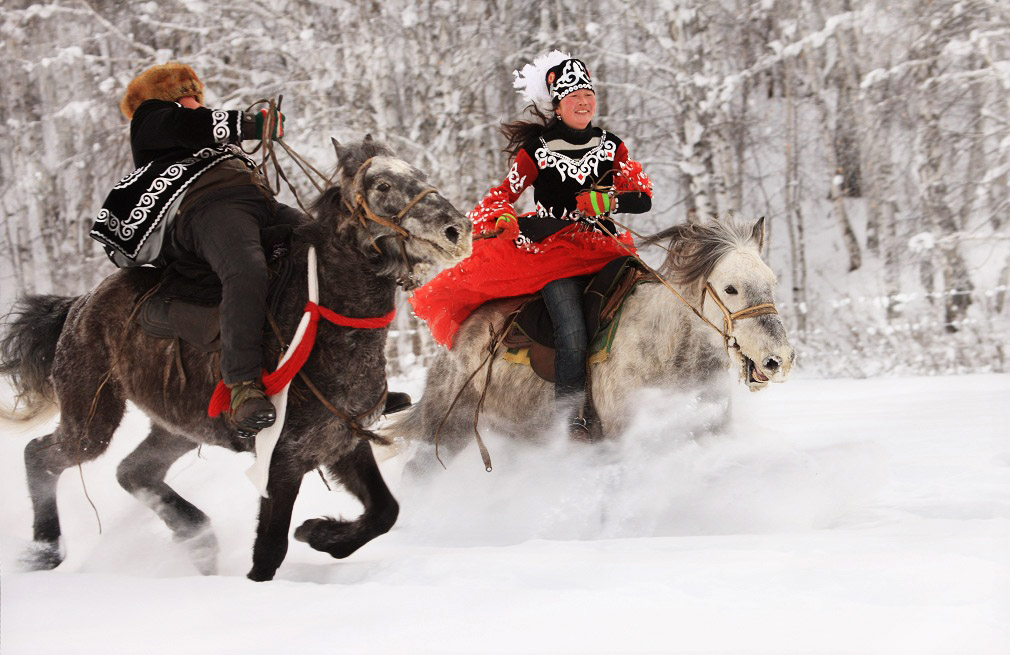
90;100;252;266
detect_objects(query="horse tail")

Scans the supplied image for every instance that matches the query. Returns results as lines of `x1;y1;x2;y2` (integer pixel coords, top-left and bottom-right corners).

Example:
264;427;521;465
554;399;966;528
0;294;75;425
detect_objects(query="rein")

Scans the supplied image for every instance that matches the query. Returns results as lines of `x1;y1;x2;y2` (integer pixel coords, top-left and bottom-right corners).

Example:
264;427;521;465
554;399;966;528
341;157;443;289
244;98;446;289
594;210;778;352
243;97;333;215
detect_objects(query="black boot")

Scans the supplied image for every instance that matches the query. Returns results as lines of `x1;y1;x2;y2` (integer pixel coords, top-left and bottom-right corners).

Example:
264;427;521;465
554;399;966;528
227;380;276;437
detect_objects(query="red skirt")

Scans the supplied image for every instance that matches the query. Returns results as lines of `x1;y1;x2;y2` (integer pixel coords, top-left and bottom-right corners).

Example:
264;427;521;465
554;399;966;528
410;223;637;347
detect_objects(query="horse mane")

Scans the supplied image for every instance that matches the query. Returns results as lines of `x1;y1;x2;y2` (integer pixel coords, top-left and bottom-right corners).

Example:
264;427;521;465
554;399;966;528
641;219;760;288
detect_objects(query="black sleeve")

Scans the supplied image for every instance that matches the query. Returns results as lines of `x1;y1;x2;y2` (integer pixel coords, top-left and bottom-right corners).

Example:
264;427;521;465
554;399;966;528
615;192;651;215
131;100;246;152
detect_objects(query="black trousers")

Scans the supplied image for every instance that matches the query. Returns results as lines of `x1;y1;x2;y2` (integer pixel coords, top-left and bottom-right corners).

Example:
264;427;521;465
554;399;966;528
164;185;303;384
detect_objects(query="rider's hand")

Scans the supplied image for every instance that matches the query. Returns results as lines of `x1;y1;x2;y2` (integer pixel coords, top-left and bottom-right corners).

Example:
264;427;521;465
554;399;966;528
250;108;285;140
493;213;519;240
576;190;613;217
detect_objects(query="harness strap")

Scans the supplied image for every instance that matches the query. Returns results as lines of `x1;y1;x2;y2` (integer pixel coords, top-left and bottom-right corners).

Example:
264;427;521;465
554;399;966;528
264;309;384;435
702;282;779;345
597;217;779;351
207;300;395;418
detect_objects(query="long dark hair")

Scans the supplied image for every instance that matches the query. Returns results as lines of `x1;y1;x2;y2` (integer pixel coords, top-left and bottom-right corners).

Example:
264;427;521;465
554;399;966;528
501;102;560;160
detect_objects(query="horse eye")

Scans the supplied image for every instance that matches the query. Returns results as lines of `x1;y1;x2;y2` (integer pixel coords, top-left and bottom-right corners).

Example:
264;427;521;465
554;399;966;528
376;182;391;192
725;285;738;295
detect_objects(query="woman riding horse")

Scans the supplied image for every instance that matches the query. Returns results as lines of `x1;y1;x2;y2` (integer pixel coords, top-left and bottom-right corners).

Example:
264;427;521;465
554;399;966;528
410;51;653;438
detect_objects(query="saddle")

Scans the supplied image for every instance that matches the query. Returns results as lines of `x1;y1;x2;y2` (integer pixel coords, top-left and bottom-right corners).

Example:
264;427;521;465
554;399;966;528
135;225;294;351
500;256;653;383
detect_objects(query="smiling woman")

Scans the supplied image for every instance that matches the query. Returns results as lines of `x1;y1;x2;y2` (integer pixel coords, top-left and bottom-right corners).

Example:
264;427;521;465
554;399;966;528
409;50;654;439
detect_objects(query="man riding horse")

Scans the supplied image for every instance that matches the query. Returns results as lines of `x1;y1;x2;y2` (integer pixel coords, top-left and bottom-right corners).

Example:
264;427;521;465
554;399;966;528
90;62;406;437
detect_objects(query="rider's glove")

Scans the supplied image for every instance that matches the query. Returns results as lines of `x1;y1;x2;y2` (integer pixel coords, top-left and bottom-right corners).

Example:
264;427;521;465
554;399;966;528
247;108;285;140
493;213;520;240
575;190;614;217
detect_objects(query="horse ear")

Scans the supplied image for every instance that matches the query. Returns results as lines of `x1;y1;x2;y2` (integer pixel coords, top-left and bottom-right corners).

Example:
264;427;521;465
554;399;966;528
751;217;766;251
363;133;374;144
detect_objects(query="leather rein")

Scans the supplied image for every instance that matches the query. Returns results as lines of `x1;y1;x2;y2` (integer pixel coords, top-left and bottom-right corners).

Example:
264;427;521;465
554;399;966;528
342;157;449;290
593;211;779;353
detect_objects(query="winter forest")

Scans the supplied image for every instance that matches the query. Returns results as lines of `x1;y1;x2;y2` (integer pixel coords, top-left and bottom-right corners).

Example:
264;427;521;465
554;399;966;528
2;0;1008;377
3;3;1009;653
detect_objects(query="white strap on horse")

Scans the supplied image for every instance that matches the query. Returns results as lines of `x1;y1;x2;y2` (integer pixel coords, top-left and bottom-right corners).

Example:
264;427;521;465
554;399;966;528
246;246;319;498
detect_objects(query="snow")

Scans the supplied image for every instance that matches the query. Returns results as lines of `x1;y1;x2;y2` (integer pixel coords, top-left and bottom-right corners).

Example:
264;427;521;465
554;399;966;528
909;232;937;253
1;372;1008;654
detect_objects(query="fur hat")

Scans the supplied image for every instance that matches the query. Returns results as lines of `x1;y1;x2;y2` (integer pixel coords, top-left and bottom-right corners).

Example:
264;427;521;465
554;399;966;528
120;62;204;120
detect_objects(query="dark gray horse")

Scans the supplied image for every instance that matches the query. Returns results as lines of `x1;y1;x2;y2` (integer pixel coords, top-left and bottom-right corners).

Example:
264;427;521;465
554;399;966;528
0;137;471;581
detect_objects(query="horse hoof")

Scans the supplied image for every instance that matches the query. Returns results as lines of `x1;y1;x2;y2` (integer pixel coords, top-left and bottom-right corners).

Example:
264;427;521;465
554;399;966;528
294;517;360;559
246;567;276;582
177;528;219;576
21;539;64;571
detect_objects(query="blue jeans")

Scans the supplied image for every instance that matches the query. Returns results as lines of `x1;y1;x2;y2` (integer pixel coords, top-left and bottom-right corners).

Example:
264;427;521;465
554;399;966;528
541;276;588;400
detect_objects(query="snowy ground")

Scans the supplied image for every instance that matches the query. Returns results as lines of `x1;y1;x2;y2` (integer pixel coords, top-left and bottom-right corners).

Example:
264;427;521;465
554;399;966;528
1;372;1008;655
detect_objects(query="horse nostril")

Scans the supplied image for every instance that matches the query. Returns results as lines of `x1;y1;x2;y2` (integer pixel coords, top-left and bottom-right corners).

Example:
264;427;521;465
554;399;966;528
762;356;781;371
444;225;460;244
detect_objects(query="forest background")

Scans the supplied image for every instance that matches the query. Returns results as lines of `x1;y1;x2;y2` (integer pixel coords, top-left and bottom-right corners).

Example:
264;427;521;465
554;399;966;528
2;0;1008;377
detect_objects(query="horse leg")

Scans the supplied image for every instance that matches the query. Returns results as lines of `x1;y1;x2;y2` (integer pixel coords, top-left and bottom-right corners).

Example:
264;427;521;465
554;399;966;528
116;424;218;575
402;377;483;479
247;448;305;582
22;378;126;570
294;439;398;559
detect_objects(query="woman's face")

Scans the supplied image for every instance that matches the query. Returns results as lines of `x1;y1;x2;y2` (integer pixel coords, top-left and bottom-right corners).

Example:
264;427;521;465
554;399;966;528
556;90;596;130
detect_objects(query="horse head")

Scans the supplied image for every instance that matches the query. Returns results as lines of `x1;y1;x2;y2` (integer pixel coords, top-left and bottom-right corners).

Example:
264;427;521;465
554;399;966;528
325;135;472;288
650;217;795;391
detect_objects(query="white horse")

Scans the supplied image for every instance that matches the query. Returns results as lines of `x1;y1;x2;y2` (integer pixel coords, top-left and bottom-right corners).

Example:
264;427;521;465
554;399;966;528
388;218;794;470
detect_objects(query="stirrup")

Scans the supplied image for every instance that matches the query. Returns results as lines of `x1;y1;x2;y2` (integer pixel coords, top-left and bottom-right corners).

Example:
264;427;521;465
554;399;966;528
569;415;593;441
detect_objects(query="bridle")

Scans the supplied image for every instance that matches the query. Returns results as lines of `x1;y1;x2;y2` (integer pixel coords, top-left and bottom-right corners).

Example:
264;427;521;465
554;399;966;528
342;157;442;288
699;282;779;351
593;214;779;355
347;157;438;240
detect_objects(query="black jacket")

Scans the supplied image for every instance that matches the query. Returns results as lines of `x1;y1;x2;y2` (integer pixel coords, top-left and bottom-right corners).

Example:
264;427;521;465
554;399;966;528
91;100;256;265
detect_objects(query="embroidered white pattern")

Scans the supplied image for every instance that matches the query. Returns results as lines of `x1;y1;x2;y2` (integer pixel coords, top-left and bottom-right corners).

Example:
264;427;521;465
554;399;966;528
551;60;593;100
211;110;230;143
534;200;585;222
507;161;527;194
108;148;218;241
112;162;152;189
534;132;617;184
